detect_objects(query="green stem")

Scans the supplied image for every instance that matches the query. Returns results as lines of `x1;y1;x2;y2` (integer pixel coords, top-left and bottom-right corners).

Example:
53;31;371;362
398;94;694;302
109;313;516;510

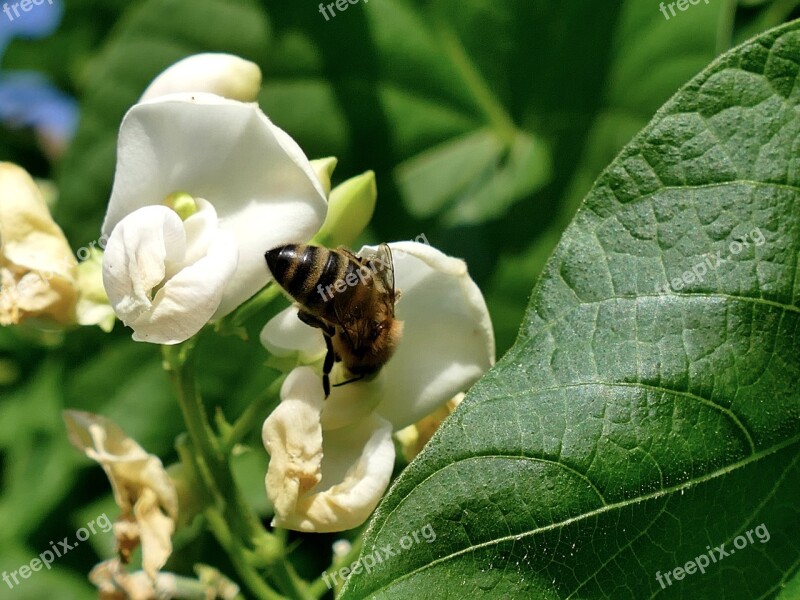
437;22;517;146
163;342;312;600
231;283;284;328
205;509;287;600
163;341;220;466
221;374;286;454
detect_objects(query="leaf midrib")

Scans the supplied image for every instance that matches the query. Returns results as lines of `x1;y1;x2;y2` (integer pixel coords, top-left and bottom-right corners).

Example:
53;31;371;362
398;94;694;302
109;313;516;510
362;432;800;597
456;380;757;452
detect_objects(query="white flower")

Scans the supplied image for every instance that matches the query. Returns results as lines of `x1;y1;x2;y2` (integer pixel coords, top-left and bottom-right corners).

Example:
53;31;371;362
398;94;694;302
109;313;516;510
63;411;179;578
261;241;494;531
101;87;327;344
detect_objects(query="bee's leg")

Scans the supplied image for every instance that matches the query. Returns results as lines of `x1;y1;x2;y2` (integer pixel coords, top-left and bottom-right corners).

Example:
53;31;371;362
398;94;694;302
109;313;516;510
297;309;330;332
332;375;364;388
296;310;337;398
322;333;335;398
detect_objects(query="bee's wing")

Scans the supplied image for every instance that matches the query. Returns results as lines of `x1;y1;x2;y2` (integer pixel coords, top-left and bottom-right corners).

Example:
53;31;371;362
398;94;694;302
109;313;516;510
331;244;396;345
359;243;396;304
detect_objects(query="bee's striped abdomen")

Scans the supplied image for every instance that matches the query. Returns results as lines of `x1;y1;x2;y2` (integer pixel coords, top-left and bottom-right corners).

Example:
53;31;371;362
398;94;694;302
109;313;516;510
265;244;351;310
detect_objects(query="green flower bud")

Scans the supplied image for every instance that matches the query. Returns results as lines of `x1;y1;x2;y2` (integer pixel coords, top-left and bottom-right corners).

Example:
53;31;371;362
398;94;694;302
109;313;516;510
314;170;377;247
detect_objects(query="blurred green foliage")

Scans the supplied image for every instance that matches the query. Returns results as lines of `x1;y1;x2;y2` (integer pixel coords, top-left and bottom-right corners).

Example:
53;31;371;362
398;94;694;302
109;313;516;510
1;0;799;597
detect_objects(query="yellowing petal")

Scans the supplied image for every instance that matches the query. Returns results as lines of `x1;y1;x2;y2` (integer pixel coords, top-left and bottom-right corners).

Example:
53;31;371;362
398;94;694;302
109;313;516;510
63;410;178;578
263;367;395;532
395;393;464;462
0;163;77;325
75;248;116;332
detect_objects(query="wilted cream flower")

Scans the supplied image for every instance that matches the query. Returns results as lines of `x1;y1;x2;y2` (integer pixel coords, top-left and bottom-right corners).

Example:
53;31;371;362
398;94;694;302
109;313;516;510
0;163;77;326
64;410;178;578
261;242;494;532
90;559;178;600
90;559;240;600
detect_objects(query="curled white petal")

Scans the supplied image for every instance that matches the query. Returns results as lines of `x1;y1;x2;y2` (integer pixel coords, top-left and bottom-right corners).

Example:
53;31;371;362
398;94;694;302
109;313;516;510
260;305;326;362
260;305;381;430
103;204;238;344
263;367;395;532
102;93;327;317
140;53;262;103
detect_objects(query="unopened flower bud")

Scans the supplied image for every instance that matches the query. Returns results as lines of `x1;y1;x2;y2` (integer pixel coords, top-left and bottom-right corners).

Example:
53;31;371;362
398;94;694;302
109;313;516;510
314;170;377;247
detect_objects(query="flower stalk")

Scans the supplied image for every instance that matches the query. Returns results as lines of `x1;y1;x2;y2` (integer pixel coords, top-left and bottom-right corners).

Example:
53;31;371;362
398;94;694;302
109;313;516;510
163;341;310;600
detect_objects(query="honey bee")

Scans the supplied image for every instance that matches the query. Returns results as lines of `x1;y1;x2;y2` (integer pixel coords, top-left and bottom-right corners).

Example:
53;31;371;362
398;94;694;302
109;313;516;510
265;243;403;397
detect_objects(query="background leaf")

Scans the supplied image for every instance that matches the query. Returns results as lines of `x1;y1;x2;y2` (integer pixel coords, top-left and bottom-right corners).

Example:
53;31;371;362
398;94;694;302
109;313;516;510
341;19;800;600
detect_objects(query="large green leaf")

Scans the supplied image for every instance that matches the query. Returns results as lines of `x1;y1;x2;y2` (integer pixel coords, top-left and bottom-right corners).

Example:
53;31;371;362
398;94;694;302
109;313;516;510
341;20;800;600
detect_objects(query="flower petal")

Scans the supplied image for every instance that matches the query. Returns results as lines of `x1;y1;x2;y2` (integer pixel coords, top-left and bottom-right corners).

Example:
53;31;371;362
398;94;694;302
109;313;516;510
372;241;494;428
134;488;176;579
102;94;327;317
102;205;238;344
263;367;395;532
260;307;381;430
259;305;326;362
75;248;116;332
262;368;324;520
140;53;262;103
